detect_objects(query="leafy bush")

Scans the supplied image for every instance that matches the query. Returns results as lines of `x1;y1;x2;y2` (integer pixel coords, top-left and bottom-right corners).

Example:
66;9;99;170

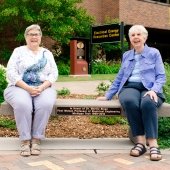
0;48;11;64
163;62;170;103
157;62;170;148
57;87;70;96
57;61;70;75
0;64;7;103
0;116;16;130
158;117;170;148
96;81;111;95
92;60;120;74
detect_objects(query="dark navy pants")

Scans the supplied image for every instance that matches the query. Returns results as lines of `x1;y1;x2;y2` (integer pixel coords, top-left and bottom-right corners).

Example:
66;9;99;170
118;82;164;139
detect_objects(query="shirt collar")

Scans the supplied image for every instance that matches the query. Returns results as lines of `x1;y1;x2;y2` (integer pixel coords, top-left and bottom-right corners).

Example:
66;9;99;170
126;44;149;61
140;44;149;58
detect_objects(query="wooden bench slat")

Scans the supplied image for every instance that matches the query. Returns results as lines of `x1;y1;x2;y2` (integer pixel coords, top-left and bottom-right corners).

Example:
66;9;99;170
0;99;170;117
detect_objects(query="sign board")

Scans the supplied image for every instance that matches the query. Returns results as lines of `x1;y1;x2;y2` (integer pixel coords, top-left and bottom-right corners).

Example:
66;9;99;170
56;107;121;116
91;24;121;44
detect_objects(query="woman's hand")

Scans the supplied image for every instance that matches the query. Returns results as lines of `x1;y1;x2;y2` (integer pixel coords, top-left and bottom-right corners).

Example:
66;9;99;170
143;90;158;103
27;86;41;96
36;85;44;92
96;96;108;101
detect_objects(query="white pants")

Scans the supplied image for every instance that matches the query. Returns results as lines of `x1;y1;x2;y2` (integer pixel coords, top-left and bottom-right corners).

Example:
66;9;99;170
4;86;56;141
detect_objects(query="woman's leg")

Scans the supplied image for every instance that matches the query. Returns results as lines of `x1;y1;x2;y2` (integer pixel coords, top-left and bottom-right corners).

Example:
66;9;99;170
119;88;145;137
141;92;163;140
4;86;33;141
31;87;56;139
141;92;163;160
119;88;146;156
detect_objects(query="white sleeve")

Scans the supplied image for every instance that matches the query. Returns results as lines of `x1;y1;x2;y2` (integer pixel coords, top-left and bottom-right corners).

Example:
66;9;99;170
6;48;22;85
45;51;58;83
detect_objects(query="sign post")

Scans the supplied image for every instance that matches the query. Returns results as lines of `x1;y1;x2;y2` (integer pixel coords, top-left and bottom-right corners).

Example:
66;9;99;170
91;23;122;44
89;23;124;73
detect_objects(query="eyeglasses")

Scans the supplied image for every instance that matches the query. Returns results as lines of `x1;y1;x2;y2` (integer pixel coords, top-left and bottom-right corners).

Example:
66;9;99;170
26;33;41;37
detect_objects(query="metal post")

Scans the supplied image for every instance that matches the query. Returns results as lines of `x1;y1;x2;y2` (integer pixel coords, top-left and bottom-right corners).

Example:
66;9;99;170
120;22;124;56
89;26;93;74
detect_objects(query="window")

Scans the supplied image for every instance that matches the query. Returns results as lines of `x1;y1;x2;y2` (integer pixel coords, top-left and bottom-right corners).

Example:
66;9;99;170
139;0;170;5
151;0;170;4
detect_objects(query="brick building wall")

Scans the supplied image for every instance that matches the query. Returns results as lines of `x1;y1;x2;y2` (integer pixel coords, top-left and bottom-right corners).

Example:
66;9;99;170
81;0;170;30
119;0;170;30
101;0;119;23
80;0;103;24
80;0;119;24
80;0;170;60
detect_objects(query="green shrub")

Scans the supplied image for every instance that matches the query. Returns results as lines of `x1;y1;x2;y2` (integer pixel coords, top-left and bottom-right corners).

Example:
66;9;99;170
0;65;7;103
92;60;120;74
0;48;11;64
0;117;16;130
158;63;170;148
164;62;170;103
96;81;111;95
57;87;70;96
158;117;170;148
158;117;170;137
57;61;70;75
158;138;170;149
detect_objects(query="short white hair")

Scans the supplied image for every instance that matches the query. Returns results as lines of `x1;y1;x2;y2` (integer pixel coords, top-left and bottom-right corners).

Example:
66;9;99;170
128;25;148;39
24;24;42;37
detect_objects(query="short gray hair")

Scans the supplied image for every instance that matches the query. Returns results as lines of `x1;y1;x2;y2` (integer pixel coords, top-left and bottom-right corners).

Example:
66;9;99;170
24;24;42;37
128;25;148;39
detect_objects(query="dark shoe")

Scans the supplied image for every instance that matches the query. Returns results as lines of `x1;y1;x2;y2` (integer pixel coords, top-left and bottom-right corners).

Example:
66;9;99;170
130;143;146;157
150;147;162;161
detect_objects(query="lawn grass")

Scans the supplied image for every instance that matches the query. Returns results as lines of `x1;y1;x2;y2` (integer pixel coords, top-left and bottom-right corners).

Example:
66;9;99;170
58;74;116;82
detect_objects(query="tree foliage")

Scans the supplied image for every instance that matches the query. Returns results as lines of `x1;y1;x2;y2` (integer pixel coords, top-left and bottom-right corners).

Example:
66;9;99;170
0;0;94;45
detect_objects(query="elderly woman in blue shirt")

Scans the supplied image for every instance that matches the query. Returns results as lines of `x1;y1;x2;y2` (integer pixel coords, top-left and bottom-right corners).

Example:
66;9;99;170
4;24;58;157
97;25;166;161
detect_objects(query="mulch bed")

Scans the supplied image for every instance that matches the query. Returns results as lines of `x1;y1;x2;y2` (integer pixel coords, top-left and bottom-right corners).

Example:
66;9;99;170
0;94;129;138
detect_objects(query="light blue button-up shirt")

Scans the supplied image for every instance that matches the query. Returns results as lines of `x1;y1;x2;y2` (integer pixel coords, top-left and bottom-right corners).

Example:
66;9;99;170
105;44;166;100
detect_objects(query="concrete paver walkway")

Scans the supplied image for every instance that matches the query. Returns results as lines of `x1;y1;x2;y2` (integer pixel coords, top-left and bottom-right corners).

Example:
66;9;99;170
0;137;170;170
54;80;111;95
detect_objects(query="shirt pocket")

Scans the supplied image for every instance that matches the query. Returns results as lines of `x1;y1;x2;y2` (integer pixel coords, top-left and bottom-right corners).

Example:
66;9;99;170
122;61;134;77
141;59;155;72
122;61;131;71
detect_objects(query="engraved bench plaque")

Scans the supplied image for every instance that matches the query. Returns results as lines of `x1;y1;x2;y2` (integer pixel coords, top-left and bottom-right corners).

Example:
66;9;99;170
56;107;121;116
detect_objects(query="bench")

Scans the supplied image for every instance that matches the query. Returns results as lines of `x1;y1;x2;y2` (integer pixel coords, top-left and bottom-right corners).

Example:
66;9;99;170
0;99;170;117
1;99;170;143
0;99;123;116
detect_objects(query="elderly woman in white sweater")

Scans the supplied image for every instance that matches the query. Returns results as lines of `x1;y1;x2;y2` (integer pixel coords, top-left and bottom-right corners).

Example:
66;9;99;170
4;24;58;156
